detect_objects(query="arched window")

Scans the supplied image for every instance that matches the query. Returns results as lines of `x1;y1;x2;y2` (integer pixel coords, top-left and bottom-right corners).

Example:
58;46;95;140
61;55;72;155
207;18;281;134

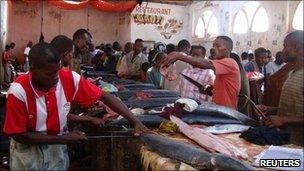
194;10;218;38
292;1;303;30
252;7;269;32
233;10;248;34
233;1;269;34
195;18;205;38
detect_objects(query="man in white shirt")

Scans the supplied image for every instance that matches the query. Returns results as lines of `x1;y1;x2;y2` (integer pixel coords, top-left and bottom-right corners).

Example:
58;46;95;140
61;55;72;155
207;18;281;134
118;39;148;80
265;51;285;76
241;52;249;68
23;41;33;71
163;39;191;90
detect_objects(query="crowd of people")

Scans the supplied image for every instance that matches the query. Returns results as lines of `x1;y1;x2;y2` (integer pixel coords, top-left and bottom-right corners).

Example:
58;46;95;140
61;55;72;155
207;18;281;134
1;41;32;88
1;28;303;170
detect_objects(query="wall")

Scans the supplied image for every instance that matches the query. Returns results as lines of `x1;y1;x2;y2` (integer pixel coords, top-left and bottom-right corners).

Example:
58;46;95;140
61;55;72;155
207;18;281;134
0;0;11;82
189;1;302;55
7;1;120;59
130;2;190;46
117;12;132;45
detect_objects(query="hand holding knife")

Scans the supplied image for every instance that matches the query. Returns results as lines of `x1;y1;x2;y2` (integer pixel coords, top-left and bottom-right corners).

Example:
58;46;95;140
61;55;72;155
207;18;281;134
179;73;213;96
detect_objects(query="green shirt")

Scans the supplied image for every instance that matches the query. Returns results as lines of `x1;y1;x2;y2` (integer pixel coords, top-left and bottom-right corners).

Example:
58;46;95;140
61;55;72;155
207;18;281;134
278;67;303;145
146;67;162;88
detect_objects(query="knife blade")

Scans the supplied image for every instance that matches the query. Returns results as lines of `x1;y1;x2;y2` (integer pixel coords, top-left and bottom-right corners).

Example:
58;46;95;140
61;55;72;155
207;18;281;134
180;73;204;89
179;73;213;96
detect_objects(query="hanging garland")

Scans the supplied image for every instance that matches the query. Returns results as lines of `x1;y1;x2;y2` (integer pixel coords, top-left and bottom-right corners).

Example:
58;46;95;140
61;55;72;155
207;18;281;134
21;0;139;12
90;0;138;13
47;0;90;10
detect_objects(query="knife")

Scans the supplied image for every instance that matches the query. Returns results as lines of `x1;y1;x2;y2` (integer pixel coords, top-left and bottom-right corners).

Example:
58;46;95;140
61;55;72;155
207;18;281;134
179;73;213;96
239;94;266;119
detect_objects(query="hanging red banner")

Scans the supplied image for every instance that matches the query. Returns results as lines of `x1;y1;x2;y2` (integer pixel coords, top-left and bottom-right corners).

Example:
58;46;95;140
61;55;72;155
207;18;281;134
19;0;139;12
47;0;90;10
91;0;138;13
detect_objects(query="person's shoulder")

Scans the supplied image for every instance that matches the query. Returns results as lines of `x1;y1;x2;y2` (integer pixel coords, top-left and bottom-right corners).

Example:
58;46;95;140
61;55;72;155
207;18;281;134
266;61;274;67
244;61;253;67
204;68;215;75
140;53;148;59
14;73;30;84
181;66;191;74
59;69;80;79
7;73;30;97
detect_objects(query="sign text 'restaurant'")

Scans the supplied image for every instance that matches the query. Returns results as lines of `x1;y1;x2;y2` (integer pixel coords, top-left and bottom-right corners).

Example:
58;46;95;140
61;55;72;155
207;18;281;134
134;6;171;15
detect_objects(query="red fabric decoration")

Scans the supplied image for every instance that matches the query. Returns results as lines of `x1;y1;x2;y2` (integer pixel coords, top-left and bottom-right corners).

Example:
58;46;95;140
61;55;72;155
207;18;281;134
90;0;138;13
20;0;138;12
47;0;89;10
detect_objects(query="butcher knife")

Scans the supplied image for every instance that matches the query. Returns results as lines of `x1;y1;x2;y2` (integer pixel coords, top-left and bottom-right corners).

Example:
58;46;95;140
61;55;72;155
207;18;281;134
179;73;213;96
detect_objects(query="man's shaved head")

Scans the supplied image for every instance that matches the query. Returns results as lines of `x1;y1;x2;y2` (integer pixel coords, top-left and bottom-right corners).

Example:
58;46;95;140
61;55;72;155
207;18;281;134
285;31;304;45
283;31;303;62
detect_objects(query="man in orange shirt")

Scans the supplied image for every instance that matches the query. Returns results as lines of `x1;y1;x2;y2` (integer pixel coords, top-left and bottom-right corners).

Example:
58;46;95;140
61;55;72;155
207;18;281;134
162;36;240;109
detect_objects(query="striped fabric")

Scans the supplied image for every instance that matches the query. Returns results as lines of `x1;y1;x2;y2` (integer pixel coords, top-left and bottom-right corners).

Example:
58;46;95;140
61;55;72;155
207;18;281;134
278;68;303;116
4;69;102;135
176;66;215;103
278;67;303;145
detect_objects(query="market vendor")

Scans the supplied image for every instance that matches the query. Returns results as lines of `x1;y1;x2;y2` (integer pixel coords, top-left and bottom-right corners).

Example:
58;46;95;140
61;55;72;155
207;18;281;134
257;31;303;146
162;36;240;109
3;43;150;170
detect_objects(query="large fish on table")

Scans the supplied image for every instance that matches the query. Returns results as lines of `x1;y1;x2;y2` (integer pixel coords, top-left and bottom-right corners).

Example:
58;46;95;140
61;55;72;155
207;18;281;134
140;134;253;170
185;102;257;126
85;71;117;78
122;97;180;109
110;79;141;85
122;83;157;90
108;114;243;128
111;90;180;101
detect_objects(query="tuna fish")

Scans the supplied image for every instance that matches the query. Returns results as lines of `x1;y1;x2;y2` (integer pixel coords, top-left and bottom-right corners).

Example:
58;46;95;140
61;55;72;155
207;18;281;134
122;83;157;90
108;114;243;128
140;134;253;170
184;102;257;126
111;90;180;101
122;97;180;109
203;124;250;134
85;71;117;79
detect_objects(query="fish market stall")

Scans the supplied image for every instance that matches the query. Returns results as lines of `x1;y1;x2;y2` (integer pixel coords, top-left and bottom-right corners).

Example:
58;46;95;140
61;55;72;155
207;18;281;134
68;73;302;171
140;131;302;170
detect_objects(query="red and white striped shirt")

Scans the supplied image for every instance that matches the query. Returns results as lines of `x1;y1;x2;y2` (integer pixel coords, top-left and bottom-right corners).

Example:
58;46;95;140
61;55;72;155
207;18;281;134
176;66;215;103
4;69;103;135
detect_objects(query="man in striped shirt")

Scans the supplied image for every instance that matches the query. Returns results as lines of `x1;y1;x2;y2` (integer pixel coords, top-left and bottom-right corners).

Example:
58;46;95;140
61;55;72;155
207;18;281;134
176;45;215;102
258;31;303;146
163;36;240;109
3;43;150;170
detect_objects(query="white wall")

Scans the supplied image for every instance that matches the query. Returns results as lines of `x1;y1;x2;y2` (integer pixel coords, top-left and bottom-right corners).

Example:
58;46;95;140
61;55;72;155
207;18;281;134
117;12;132;45
8;1;120;59
130;2;190;45
189;1;302;55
